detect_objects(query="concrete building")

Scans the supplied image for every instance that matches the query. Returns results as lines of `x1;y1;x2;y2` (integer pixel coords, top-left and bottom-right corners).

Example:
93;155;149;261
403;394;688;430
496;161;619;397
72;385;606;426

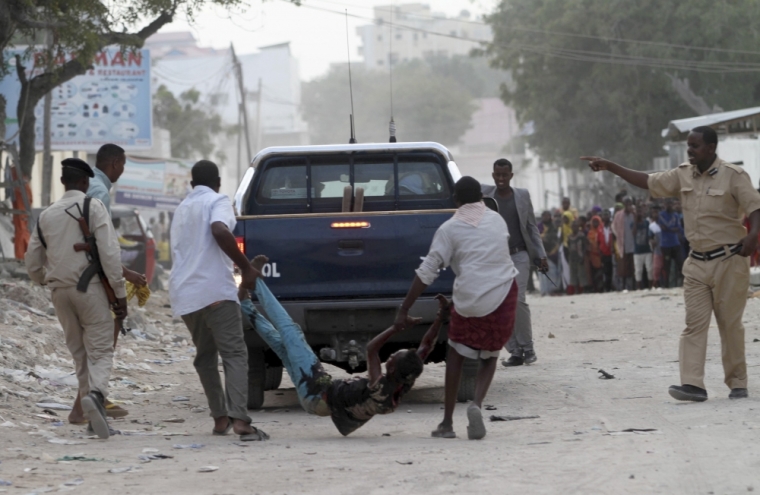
356;4;491;71
146;32;309;196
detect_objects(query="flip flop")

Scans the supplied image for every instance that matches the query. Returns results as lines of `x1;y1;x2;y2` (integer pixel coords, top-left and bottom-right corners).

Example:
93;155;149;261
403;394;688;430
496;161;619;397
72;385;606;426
467;405;486;440
212;419;233;436
81;394;110;440
239;427;270;441
431;424;456;439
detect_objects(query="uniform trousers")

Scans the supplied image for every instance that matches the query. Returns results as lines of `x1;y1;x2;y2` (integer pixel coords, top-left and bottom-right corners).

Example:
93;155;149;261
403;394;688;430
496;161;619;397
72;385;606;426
51;284;114;399
680;252;749;390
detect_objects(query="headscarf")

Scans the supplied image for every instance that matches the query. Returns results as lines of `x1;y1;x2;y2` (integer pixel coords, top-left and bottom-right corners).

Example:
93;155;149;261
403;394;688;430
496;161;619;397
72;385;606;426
586;215;605;268
561;210;574;247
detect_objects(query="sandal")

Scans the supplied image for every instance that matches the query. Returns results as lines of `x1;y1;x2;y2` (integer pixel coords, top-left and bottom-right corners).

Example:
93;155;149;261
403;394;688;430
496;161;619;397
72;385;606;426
467;405;486;440
431;423;456;439
212;418;233;436
239;426;270;441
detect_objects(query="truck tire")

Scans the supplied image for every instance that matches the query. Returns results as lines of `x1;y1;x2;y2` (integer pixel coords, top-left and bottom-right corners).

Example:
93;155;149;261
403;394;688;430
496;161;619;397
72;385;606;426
265;366;283;390
247;347;266;409
457;357;479;403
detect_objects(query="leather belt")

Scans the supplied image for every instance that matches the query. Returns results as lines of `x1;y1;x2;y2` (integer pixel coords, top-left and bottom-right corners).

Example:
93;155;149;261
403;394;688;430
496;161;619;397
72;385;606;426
690;244;741;261
510;246;527;255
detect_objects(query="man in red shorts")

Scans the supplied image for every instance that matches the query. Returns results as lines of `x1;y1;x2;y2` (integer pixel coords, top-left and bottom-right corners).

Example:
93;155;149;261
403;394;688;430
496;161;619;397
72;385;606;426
395;176;518;440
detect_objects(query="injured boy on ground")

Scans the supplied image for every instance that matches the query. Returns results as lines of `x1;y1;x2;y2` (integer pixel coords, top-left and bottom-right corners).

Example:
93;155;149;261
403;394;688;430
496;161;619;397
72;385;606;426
239;255;446;436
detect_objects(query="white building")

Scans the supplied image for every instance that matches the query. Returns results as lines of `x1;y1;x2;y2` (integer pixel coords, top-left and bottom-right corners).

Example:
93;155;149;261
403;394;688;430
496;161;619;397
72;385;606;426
356;4;491;70
145;32;309;196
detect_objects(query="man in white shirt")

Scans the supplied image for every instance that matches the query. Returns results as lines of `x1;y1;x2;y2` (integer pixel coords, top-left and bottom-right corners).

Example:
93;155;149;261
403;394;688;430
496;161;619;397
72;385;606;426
169;160;267;441
395;176;518;440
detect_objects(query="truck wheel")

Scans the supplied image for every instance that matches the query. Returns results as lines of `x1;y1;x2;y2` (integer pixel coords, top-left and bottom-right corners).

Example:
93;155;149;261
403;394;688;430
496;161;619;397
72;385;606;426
457;357;478;403
265;366;283;390
247;347;266;409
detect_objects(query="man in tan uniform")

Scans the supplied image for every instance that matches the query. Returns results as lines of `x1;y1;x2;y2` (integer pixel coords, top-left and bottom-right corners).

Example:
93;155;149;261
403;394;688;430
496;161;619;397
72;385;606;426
582;125;760;401
26;158;127;438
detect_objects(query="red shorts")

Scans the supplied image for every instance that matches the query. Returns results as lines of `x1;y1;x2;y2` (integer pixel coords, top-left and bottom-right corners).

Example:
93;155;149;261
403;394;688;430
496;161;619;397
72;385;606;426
448;282;518;352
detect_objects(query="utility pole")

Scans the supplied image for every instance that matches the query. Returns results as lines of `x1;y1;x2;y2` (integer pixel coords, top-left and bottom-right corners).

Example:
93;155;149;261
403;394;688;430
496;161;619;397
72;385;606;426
41;31;53;206
231;44;252;178
255;78;262;151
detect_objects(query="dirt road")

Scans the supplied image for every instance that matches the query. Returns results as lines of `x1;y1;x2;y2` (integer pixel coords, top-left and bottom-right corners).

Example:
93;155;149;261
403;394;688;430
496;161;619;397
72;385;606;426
2;287;760;494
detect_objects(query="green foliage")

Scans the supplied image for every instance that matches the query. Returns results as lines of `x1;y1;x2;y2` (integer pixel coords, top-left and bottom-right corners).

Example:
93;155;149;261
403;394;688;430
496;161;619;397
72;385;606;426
153;84;223;160
483;0;760;169
302;55;506;145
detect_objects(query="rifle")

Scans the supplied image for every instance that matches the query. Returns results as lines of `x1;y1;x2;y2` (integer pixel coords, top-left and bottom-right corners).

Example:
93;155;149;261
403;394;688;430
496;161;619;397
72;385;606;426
65;200;129;335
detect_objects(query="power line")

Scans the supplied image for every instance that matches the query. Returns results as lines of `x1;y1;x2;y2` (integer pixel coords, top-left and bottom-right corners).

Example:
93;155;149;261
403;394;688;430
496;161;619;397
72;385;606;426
304;0;760;57
297;3;760;73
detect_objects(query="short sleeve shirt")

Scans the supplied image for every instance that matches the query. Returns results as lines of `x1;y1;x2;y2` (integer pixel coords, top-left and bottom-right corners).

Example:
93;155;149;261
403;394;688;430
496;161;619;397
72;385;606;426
648;157;760;252
168;186;239;316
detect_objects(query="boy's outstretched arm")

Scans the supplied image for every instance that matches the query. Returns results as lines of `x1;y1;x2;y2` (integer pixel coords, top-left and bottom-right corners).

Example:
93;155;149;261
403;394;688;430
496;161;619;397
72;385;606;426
367;315;422;385
417;294;450;361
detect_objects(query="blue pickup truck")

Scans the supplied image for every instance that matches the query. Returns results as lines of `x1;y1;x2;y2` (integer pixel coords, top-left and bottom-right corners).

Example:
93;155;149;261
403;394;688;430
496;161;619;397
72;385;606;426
233;141;481;408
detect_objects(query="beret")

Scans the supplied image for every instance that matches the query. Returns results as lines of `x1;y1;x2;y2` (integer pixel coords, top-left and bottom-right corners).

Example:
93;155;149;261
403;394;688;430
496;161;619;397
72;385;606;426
61;158;95;178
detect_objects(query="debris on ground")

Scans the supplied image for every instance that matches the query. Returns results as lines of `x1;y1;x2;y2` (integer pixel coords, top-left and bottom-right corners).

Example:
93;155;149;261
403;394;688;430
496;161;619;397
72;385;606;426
490;415;540;422
598;369;615;379
198;466;219;472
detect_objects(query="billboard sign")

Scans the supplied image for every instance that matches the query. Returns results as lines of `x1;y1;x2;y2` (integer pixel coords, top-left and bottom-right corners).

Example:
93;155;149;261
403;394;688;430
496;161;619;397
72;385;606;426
1;47;152;151
114;157;192;211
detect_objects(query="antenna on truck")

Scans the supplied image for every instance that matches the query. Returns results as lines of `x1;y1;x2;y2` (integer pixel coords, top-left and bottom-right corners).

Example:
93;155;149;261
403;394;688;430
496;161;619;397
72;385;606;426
388;3;397;143
345;10;357;144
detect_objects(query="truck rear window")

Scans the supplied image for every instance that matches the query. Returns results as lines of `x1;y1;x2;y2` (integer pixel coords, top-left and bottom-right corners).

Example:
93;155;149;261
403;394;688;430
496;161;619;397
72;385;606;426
252;152;451;212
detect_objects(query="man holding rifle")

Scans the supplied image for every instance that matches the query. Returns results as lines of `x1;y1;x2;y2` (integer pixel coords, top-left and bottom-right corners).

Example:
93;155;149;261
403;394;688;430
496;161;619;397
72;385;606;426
26;158;127;439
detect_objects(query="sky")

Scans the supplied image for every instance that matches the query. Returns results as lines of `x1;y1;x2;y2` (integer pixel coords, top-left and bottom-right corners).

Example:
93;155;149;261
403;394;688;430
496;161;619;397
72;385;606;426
161;0;499;81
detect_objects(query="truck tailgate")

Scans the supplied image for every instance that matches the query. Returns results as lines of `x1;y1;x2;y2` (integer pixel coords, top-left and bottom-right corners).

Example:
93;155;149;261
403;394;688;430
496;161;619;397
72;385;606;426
238;211;455;300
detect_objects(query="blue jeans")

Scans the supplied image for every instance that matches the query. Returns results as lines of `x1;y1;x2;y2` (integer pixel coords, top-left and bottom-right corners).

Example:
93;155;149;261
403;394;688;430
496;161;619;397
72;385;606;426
240;280;331;416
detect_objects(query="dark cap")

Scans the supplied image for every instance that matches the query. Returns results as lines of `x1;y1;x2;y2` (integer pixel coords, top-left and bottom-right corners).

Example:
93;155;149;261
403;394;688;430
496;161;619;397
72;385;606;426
61;158;94;178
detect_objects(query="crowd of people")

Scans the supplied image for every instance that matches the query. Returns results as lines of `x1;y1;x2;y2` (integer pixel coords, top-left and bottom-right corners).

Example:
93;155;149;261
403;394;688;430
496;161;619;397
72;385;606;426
534;194;691;296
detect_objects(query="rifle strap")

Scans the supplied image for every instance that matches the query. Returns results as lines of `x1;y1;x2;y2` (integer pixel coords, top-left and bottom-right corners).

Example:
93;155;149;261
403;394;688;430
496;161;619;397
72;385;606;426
83;196;91;230
37;221;47;249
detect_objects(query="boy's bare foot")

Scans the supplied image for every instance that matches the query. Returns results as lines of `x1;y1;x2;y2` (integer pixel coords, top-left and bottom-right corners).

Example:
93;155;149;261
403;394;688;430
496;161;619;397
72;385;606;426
212;416;232;435
251;255;269;273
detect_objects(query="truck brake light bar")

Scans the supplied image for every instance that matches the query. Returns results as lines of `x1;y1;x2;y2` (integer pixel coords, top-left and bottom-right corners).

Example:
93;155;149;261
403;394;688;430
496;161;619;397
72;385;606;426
330;221;370;229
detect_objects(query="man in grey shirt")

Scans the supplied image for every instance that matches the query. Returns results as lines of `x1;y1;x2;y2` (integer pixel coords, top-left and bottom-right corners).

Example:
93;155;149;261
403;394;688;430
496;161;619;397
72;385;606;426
482;158;547;366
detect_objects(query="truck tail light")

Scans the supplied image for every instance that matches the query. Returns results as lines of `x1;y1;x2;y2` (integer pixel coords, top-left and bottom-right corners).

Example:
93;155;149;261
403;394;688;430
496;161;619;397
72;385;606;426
331;221;370;229
236;236;245;253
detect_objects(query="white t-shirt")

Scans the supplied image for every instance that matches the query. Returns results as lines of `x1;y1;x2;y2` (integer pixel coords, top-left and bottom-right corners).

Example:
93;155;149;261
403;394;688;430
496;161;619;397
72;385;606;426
169;186;239;317
416;208;517;318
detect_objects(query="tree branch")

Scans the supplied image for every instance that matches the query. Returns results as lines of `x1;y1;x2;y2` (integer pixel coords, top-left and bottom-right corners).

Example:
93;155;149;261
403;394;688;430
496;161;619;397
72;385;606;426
14;54;26;85
15;13;65;29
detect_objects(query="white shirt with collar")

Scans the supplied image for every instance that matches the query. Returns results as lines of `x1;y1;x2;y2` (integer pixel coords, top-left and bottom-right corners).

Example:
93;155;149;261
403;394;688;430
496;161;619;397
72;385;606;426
169;186;239;317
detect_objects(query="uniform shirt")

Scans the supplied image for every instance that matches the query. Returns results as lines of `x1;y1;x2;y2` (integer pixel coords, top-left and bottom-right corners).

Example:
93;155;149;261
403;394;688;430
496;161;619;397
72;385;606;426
25;190;126;298
87;168;113;216
168;186;239;317
648;157;760;252
416;207;517;318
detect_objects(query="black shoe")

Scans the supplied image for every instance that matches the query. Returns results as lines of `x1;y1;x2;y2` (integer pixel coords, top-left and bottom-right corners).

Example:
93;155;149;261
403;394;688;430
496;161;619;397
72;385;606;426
502;355;524;367
81;391;110;439
729;388;748;399
523;351;537;365
668;384;708;402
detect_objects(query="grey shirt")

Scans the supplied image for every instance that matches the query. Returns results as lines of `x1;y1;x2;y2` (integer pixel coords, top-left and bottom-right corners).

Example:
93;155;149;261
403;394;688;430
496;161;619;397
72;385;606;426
494;193;526;250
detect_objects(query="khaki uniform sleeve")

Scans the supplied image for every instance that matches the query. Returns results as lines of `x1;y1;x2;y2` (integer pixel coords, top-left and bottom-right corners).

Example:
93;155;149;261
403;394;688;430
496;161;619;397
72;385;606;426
731;168;760;216
648;169;681;199
24;218;47;286
90;199;127;298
